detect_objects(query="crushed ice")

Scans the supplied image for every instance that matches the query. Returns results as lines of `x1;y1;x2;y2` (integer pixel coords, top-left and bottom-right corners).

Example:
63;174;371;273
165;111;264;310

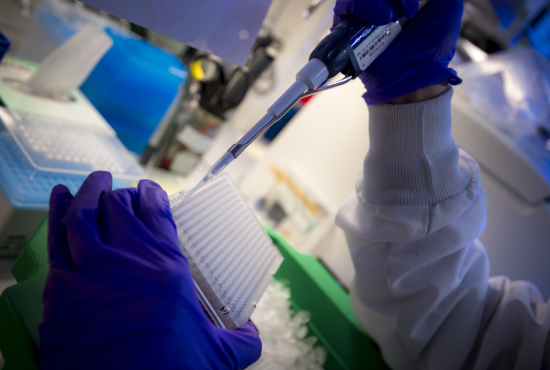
247;279;327;370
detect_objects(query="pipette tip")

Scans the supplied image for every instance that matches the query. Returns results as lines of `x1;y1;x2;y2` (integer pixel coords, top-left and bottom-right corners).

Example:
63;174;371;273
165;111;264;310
184;152;233;201
185;180;205;200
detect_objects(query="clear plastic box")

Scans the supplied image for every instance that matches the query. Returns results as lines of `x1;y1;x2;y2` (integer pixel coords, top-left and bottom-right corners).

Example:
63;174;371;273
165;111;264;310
0;107;145;209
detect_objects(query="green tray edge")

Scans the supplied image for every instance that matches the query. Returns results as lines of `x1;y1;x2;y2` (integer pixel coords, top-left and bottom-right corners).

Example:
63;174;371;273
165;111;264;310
0;217;48;370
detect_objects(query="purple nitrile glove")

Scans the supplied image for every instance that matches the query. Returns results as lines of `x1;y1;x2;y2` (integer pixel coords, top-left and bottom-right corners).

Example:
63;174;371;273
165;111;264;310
40;171;261;370
333;0;464;104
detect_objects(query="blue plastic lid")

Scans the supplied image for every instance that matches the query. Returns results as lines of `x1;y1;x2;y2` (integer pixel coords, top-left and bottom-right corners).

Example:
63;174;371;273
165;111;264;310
0;133;86;209
0;133;135;209
0;108;144;209
0;109;144;178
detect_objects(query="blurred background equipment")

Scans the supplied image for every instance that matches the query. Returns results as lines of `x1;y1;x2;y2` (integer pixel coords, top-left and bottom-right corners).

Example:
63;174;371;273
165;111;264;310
252;164;330;249
460;0;550;56
144;30;281;175
79;27;187;153
450;43;550;299
1;0;188;155
15;23;112;102
0;51;114;134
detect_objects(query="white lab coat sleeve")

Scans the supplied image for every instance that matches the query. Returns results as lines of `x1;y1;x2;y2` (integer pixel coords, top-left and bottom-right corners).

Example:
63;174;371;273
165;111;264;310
335;88;550;370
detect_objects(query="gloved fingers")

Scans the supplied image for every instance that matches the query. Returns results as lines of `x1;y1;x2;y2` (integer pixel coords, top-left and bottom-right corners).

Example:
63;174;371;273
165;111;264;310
217;322;262;369
332;13;342;29
393;0;463;60
402;0;420;18
48;185;74;269
387;0;419;19
237;321;260;336
62;171;112;266
99;187;153;249
358;0;464;103
99;186;190;283
135;180;180;251
333;0;421;27
99;182;179;253
333;0;396;26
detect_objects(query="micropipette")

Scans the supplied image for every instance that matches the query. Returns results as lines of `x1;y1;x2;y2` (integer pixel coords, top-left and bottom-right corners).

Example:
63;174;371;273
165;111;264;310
186;1;428;199
185;65;351;198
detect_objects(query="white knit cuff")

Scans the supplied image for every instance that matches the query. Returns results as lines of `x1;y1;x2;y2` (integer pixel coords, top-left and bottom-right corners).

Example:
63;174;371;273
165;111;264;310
360;88;472;206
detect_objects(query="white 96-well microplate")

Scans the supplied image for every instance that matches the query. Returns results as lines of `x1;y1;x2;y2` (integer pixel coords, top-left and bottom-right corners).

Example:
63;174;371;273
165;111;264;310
169;174;283;329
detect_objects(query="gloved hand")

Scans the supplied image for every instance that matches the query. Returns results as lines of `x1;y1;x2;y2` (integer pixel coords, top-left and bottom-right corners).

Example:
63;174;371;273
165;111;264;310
333;0;463;104
40;171;261;370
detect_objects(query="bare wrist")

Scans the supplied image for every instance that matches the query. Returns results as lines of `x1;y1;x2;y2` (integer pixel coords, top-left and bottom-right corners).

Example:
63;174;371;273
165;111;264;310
385;82;450;105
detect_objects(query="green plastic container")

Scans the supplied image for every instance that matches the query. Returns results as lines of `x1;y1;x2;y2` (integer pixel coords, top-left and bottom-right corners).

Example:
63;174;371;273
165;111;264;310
0;219;389;370
0;218;47;370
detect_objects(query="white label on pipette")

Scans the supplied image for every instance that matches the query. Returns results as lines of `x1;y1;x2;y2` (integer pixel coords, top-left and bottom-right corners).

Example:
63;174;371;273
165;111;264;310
350;21;402;71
